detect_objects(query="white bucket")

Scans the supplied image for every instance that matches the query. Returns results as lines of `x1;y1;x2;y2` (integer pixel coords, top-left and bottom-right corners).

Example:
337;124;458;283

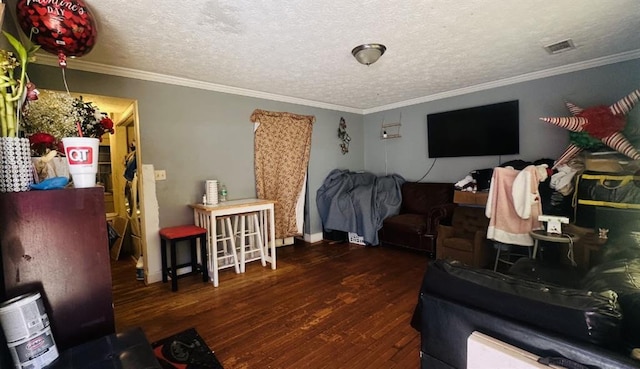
0;293;59;369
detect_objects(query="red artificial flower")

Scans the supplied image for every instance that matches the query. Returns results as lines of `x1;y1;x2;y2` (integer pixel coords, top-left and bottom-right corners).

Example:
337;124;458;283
28;132;55;146
100;116;114;134
28;132;57;156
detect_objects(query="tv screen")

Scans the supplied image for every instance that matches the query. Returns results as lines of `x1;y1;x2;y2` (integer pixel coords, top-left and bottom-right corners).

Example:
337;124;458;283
427;100;519;158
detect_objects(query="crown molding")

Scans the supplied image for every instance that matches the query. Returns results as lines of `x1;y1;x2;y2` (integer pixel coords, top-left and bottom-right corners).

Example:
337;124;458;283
33;49;640;116
33;54;363;114
363;49;640;114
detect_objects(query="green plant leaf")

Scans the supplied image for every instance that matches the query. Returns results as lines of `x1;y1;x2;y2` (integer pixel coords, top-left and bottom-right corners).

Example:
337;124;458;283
29;44;40;55
2;32;27;63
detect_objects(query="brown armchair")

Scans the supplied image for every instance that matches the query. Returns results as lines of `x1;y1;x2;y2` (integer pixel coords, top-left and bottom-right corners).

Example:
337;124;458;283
435;206;491;268
379;182;455;256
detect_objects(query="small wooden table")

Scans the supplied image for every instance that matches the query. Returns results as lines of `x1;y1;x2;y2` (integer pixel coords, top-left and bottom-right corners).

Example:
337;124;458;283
190;198;276;287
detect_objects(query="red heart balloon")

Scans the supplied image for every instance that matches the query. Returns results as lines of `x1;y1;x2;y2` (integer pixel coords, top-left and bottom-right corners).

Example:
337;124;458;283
16;0;97;58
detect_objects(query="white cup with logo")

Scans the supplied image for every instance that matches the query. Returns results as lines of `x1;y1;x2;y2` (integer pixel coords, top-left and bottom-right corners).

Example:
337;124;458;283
62;137;100;188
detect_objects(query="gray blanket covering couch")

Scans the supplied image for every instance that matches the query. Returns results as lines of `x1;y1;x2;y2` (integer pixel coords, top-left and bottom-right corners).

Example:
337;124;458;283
316;169;405;245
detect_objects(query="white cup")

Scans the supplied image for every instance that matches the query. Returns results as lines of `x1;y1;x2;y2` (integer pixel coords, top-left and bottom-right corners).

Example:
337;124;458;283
62;137;100;188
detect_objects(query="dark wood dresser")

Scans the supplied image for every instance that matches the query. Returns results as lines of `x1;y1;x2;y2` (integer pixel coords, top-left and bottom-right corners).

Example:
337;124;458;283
0;187;115;351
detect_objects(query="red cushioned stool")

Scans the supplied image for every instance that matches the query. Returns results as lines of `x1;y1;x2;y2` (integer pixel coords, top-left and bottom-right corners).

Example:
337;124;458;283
159;225;208;292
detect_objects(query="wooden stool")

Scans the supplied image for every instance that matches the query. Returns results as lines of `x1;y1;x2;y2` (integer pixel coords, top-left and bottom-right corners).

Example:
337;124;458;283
233;212;266;273
212;216;240;287
159;225;208;292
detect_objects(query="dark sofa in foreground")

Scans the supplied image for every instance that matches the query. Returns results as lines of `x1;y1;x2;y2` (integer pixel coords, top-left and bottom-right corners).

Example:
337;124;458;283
379;182;455;256
411;232;640;369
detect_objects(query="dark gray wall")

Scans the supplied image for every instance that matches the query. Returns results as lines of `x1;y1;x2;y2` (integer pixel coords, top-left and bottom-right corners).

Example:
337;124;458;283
28;64;365;238
363;59;640;182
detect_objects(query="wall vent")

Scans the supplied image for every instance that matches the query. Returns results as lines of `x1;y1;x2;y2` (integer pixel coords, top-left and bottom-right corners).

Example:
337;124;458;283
543;39;576;54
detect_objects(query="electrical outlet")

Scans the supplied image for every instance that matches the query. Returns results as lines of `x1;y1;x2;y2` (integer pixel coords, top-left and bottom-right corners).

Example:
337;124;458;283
154;170;166;181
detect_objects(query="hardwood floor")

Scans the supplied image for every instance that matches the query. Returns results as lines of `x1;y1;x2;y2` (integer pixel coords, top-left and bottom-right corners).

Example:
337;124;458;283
111;241;429;368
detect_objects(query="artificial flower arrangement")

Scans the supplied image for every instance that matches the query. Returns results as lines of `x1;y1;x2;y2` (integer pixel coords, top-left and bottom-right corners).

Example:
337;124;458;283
21;89;115;156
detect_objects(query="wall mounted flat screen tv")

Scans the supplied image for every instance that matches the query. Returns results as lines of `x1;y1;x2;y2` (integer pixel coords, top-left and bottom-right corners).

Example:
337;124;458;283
427;100;519;158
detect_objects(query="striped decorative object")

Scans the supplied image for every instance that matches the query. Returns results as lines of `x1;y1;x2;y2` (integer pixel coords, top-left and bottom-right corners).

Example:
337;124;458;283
539;116;586;132
610;89;640;116
602;132;640;160
553;144;583;169
566;101;583;115
541;89;640;165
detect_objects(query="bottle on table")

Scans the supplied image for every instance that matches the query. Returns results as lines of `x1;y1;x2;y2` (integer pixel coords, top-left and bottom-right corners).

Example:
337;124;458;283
220;184;227;202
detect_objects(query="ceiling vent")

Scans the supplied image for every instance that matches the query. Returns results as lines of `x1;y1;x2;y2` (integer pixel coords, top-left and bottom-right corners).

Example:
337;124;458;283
543;39;576;54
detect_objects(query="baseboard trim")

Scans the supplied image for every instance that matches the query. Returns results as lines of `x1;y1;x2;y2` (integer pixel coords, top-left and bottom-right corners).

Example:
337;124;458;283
275;237;295;247
305;232;324;244
147;270;163;284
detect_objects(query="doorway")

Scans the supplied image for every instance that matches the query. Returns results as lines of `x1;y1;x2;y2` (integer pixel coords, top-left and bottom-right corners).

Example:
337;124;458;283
74;93;144;266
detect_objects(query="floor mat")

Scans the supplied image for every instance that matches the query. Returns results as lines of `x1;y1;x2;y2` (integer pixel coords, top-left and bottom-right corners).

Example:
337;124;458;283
151;328;224;369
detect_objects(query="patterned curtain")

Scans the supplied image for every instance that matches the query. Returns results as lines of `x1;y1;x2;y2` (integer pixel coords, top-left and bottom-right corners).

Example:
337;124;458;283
250;109;315;239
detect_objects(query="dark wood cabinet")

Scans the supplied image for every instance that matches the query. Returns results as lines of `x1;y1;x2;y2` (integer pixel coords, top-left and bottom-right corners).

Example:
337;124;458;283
0;188;115;351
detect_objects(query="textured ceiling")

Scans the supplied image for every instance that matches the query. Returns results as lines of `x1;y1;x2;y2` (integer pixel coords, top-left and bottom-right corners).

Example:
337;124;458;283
7;0;640;113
